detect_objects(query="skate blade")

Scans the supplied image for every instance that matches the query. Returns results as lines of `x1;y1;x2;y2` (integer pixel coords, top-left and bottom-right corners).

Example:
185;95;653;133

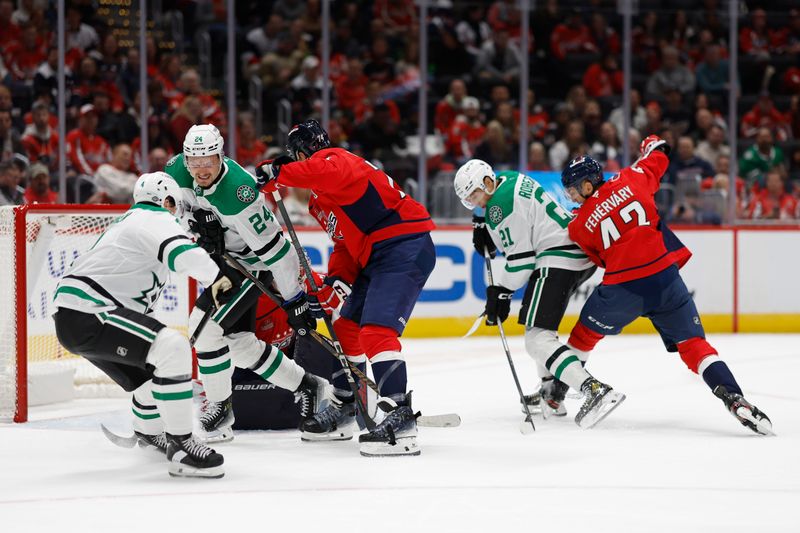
200;429;234;443
301;423;355;442
735;407;775;436
577;392;626;429
168;463;225;479
359;436;420;457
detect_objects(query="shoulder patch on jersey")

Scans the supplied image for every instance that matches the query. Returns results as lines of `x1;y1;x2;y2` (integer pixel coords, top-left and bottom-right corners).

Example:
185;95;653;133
236;184;257;203
485;176;516;230
165;154;179;167
488;204;503;225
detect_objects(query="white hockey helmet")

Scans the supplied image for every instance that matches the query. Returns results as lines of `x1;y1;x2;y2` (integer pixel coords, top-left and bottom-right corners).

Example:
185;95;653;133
133;171;186;218
183;124;224;158
454;159;496;209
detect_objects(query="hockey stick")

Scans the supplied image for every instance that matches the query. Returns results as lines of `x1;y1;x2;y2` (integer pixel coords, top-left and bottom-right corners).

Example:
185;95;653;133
221;252;460;428
100;424;138;448
189;301;217;346
484;253;536;434
462;313;485;338
246;197;376;431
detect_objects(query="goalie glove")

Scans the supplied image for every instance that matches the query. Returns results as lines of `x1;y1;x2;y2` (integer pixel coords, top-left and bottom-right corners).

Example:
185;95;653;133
639;135;671;158
485;285;513;326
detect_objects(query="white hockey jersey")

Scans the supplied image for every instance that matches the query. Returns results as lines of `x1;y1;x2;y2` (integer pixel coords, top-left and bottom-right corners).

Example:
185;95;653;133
164;154;301;300
485;171;593;290
53;203;220;314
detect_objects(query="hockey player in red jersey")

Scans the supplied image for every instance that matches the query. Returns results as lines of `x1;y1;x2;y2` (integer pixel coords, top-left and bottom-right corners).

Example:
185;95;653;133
561;136;773;435
256;119;436;456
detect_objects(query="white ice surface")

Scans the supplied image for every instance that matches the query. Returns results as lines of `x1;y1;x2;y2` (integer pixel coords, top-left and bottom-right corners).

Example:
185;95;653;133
1;334;798;533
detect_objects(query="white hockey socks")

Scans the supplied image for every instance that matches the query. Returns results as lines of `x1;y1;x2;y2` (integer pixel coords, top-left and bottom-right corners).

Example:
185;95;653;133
131;381;162;435
146;329;194;436
228;332;304;391
525;327;591;391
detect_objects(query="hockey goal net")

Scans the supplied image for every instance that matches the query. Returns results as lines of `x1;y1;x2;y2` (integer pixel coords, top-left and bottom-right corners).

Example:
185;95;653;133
0;205;192;423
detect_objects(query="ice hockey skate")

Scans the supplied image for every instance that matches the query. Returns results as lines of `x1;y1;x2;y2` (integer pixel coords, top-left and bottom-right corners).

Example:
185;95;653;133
199;395;235;443
300;399;357;441
294;372;339;420
359;393;420;457
574;379;625;429
713;385;774;436
521;377;569;418
166;434;224;478
135;431;169;454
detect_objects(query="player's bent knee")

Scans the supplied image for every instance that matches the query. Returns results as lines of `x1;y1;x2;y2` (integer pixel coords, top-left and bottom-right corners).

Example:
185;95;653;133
524;327;560;363
568;321;605;352
360;324;401;359
191;317;225;353
677;337;718;374
147;328;192;377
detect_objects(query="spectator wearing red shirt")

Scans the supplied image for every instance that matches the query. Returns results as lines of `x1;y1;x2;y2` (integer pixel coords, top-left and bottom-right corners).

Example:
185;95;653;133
171;68;225;132
23;162;57;204
21;101;58;171
741;93;792;141
0;0;21;52
445;96;486;164
65;104;111;176
355;80;400;125
514;89;549;141
372;0;415;38
739;8;779;59
335;57;368;113
748;170;797;220
435;79;469;134
168;95;203;153
236;113;267;169
487;0;522;40
588;13;620;55
5;23;46;81
583;54;623;98
550;9;596;61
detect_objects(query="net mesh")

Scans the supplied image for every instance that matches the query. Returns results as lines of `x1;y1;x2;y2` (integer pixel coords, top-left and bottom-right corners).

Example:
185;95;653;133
0;206;190;422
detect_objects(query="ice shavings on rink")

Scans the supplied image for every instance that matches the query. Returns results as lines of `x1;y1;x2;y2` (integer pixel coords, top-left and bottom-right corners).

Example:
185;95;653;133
1;334;798;533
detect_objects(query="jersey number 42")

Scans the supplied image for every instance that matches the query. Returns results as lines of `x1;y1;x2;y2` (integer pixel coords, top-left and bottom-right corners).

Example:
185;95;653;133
599;200;650;249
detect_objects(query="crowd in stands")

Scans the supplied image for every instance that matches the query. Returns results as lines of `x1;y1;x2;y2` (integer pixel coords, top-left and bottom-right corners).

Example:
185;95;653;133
1;0;800;223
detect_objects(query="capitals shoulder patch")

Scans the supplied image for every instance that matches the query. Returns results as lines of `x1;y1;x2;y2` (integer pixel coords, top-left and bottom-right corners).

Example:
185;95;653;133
488;204;503;225
237;184;257;203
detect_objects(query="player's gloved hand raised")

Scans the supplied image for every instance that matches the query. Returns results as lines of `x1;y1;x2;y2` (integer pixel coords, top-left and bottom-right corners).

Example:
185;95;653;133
255;154;294;190
640;135;671;158
472;214;496;259
485;285;513;326
188;209;226;256
283;292;317;336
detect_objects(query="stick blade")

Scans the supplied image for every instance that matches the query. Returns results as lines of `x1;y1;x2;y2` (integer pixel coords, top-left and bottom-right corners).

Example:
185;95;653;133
417;413;461;428
100;424;138;448
518;417;536;435
462;314;485;338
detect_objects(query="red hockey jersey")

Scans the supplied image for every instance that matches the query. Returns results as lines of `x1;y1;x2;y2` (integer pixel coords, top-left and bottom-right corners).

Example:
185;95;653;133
275;147;435;269
568;151;691;285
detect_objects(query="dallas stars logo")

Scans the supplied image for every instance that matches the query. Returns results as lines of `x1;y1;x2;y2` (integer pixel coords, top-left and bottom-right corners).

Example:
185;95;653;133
133;272;166;312
237;185;256;203
488;205;503;225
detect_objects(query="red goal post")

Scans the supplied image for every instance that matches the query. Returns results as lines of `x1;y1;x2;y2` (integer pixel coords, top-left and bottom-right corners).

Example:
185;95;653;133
0;204;194;423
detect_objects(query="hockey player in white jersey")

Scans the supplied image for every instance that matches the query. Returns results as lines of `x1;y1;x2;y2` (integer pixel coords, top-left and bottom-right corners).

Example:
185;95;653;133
454;159;625;428
164;124;336;442
53;172;231;478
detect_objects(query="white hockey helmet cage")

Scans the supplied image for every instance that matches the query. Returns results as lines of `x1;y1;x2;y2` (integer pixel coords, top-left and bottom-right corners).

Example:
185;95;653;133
183;124;224;158
134;171;186;218
454;159;496;209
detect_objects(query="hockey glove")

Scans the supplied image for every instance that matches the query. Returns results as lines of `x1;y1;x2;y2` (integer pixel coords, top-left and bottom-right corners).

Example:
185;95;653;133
472;214;497;258
282;292;317;336
306;275;351;318
210;274;236;308
485;285;513;326
639;135;671;158
188;209;227;256
255;154;295;190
